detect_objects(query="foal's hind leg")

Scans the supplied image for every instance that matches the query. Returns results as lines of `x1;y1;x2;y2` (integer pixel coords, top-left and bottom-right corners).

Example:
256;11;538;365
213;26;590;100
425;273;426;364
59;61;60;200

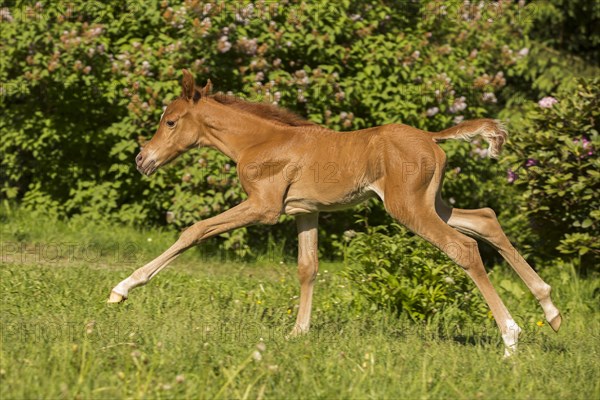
385;199;522;356
436;203;562;331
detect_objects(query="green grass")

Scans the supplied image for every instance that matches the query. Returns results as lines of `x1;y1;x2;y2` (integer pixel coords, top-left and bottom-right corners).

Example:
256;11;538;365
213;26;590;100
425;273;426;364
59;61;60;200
1;210;599;399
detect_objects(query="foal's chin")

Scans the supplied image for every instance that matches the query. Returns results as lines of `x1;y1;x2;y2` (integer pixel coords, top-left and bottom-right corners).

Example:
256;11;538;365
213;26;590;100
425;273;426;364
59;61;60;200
142;168;158;177
137;162;158;176
138;154;180;176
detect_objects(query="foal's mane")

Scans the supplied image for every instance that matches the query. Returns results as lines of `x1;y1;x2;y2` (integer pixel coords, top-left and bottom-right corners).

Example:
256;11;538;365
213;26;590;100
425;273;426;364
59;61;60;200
208;93;315;127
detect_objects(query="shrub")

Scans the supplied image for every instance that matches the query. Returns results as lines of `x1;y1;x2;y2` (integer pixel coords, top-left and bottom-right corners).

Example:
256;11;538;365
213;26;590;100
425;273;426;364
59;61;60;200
1;0;597;265
343;224;488;323
0;0;536;255
505;78;599;268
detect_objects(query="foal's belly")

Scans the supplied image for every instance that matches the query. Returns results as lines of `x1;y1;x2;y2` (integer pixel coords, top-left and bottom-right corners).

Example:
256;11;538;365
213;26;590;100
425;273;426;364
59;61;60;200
283;187;377;215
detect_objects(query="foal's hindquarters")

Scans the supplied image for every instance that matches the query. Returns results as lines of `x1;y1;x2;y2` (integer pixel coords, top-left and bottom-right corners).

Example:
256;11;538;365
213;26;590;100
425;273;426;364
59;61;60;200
371;127;561;355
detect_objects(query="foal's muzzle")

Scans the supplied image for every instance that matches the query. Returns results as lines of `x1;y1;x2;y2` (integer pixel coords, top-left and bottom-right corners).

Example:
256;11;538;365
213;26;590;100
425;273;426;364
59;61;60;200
135;151;157;176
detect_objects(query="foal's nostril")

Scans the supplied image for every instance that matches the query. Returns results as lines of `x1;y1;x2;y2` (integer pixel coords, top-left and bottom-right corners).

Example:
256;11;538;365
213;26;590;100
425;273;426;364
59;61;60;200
136;153;143;166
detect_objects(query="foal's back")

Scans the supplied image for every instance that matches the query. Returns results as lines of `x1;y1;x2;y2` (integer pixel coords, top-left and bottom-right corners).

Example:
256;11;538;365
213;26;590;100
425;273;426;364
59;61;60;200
279;123;444;215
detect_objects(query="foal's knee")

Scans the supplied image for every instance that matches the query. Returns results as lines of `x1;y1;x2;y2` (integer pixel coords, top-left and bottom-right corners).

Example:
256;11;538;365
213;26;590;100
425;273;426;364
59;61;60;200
253;206;281;225
442;238;481;271
178;226;203;247
298;259;318;284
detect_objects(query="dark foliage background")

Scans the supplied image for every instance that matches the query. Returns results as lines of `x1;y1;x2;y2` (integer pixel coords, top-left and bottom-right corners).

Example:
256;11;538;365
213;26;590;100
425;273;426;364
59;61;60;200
2;1;598;275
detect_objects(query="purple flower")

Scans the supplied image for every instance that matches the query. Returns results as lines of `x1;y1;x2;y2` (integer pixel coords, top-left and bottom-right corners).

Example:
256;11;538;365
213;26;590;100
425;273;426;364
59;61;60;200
538;96;558;108
525;159;537;167
582;137;591;149
507;169;517;183
575;137;594;158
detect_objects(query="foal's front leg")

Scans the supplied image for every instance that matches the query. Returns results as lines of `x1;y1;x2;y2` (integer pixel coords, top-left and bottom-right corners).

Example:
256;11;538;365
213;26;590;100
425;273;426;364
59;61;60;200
289;213;319;336
108;201;266;302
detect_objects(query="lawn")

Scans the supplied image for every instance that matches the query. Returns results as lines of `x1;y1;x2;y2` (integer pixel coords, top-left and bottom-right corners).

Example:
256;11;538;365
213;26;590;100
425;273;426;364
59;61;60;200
1;212;599;399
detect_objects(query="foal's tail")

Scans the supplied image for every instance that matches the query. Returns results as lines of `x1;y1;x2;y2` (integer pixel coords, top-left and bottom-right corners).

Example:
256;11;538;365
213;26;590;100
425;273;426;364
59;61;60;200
431;119;507;158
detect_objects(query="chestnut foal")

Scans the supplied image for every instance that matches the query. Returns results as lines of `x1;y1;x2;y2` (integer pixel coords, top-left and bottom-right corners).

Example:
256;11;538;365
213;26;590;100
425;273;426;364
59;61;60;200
109;70;561;356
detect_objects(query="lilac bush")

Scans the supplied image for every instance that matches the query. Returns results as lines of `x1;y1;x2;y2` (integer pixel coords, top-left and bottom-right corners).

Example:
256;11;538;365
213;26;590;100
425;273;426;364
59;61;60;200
505;78;599;267
1;0;596;265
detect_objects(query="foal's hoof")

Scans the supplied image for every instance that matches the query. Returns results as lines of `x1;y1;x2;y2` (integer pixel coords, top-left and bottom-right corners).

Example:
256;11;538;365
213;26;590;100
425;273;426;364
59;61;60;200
285;326;308;340
107;290;127;304
548;314;562;332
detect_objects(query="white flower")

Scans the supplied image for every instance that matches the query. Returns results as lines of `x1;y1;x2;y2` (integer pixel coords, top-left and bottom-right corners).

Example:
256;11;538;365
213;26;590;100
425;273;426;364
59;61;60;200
444;276;454;285
449;96;467;113
482;92;497;103
217;36;232;53
426;107;439;117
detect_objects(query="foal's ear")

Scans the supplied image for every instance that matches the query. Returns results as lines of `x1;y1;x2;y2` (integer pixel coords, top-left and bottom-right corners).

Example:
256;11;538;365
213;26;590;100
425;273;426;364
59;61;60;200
181;69;195;101
199;79;213;97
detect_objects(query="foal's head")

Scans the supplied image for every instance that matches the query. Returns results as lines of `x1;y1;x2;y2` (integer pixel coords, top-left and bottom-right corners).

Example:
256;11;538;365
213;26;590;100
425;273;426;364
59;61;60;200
136;69;211;176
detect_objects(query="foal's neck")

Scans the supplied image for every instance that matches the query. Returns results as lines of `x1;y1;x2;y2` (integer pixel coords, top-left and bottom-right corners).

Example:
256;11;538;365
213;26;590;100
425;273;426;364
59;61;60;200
195;99;287;162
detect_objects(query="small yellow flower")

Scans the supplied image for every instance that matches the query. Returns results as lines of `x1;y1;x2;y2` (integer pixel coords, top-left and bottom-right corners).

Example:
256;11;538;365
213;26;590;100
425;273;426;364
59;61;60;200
536;320;544;327
287;308;292;314
256;300;262;305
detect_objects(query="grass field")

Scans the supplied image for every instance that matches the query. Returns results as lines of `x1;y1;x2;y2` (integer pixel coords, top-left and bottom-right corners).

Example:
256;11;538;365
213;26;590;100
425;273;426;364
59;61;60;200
1;211;599;399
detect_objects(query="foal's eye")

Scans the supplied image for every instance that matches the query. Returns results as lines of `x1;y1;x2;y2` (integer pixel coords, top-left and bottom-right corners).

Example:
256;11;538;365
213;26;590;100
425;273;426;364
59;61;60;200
166;120;176;128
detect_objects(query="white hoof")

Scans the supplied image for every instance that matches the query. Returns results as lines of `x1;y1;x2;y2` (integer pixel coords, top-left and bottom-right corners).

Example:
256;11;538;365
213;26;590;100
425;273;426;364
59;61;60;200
107;290;127;303
548;313;562;332
286;325;308;339
502;319;522;357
